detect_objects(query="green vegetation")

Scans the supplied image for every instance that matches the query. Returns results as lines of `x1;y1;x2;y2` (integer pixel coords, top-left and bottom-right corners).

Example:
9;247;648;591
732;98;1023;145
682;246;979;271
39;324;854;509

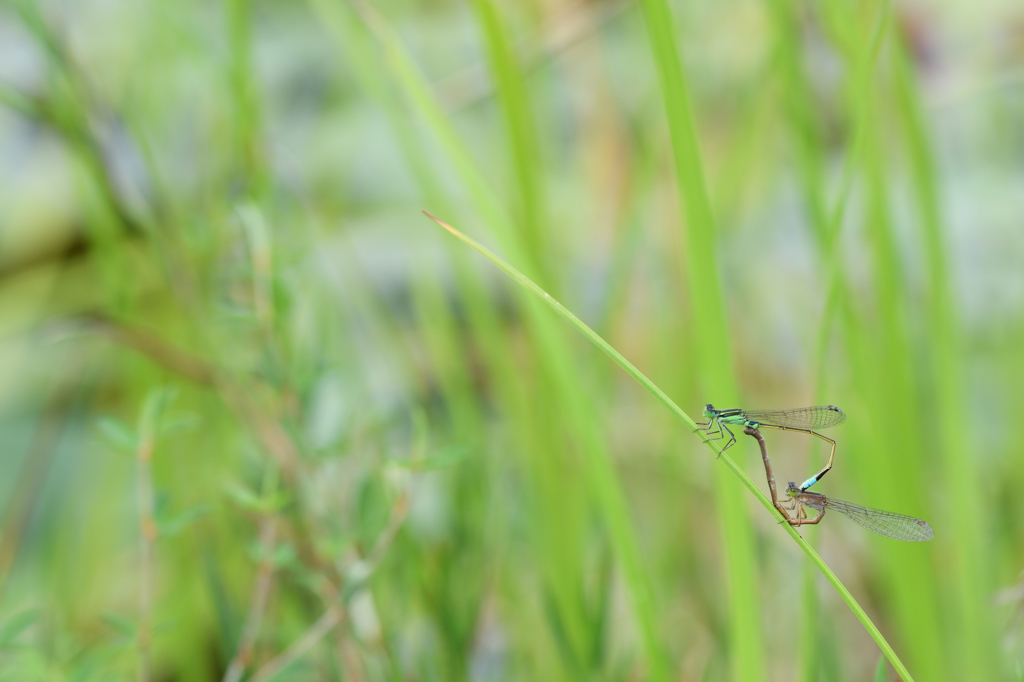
0;0;1020;680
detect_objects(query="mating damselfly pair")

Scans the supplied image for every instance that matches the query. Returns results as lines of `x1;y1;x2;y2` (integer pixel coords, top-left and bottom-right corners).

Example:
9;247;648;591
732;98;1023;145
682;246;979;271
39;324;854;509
710;409;934;542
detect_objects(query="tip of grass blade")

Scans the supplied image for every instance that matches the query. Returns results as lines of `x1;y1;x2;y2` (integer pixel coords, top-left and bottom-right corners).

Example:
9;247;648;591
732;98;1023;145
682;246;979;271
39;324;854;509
422;209;453;233
423;209;478;253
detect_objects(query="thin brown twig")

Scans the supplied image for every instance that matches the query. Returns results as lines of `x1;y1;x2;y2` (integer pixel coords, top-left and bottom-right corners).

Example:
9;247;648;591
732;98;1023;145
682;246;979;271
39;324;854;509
245;488;411;680
342;491;410;581
248;605;345;682
80;314;301;476
79;312;403;677
223;518;278;682
334;626;368;682
218;385;302;477
136;428;156;682
81;314;217;386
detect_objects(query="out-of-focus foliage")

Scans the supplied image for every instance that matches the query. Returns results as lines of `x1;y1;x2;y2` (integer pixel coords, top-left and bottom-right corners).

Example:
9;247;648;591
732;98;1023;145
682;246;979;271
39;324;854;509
0;0;1022;680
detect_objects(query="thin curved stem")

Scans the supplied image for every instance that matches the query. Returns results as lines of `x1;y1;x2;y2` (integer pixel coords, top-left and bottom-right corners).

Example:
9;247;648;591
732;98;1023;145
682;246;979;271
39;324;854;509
424;210;916;682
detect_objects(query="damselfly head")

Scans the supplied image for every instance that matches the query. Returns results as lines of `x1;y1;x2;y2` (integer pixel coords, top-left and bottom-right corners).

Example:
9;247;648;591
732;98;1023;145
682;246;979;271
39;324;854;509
703;404;715;418
785;482;801;497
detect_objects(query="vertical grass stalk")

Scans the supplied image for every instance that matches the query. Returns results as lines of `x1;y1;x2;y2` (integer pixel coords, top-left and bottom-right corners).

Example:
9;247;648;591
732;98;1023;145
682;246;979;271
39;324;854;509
892;38;998;681
637;0;763;677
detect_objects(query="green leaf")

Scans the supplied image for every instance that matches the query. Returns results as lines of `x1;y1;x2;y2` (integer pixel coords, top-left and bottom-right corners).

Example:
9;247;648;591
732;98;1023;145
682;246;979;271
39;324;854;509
402;445;470;471
271;543;297;568
224;481;290;514
156;505;210;537
874;655;888;682
95;417;137;454
139;386;177;436
0;609;37;647
100;612;137;637
223;481;263;510
158;412;200;437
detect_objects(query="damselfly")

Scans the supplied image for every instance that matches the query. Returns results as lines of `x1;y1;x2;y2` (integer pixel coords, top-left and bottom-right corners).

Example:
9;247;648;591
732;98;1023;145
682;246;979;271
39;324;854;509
782;483;934;542
698;405;845;491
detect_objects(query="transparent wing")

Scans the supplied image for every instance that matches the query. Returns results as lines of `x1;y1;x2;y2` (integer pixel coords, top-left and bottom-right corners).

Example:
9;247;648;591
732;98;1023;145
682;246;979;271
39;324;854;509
825;498;934;542
741;405;847;430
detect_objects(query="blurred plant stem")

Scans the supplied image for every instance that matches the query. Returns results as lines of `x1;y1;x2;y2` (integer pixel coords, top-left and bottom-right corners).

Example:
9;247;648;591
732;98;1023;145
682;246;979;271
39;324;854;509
248;606;345;682
222;518;277;682
135;395;161;682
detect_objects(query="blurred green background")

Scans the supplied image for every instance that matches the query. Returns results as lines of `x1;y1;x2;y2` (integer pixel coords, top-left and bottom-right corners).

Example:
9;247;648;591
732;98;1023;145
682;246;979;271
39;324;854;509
0;0;1022;680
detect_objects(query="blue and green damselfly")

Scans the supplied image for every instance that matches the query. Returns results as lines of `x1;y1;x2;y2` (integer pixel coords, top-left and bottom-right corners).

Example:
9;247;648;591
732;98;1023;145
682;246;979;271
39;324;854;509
698;404;846;491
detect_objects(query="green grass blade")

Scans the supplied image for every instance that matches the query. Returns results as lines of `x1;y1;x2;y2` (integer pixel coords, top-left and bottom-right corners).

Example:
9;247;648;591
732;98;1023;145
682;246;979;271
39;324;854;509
467;0;547;278
637;0;761;675
766;2;896;679
343;6;669;675
426;210;920;682
348;1;516;261
425;211;692;431
637;0;731;384
892;38;998;681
